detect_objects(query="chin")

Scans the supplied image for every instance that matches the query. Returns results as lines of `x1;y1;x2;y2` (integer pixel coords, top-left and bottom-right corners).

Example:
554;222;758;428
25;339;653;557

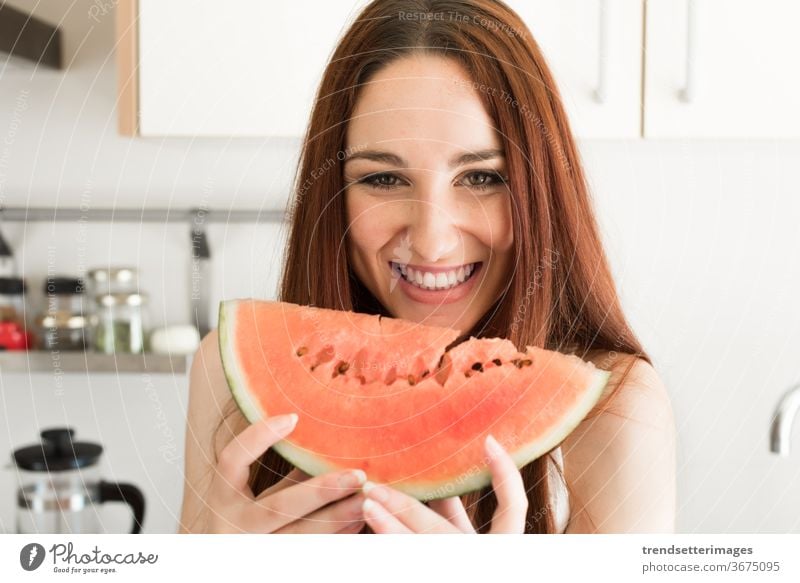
392;301;477;331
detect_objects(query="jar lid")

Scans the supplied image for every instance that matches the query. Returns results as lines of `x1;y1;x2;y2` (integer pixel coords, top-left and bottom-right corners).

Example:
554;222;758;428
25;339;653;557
0;277;26;294
12;428;103;472
86;267;138;284
44;277;85;295
35;312;89;329
95;292;147;307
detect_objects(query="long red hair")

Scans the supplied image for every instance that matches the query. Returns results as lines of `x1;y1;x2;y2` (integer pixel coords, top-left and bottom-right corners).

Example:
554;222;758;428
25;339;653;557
216;0;650;534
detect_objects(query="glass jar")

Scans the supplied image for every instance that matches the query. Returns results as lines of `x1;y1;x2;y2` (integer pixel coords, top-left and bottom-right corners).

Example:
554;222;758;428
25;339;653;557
0;276;32;350
85;268;139;349
35;277;90;351
93;292;147;354
86;267;138;296
0;276;26;323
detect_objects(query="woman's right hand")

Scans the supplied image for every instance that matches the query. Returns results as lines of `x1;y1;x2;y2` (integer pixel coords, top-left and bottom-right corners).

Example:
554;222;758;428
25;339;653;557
204;413;368;534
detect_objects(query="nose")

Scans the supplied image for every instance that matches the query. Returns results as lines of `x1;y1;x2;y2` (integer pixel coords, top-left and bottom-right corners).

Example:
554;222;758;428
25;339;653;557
406;190;461;263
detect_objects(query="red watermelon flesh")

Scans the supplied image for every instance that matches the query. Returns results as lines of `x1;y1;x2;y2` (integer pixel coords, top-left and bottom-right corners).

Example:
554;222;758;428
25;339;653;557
218;299;611;500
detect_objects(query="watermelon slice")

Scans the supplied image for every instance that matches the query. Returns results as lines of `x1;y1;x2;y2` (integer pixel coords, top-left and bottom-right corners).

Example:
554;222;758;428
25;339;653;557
218;299;611;500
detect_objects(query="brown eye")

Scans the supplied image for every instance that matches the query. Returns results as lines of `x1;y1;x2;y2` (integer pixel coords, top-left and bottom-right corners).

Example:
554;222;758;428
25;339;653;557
360;172;402;190
461;171;506;190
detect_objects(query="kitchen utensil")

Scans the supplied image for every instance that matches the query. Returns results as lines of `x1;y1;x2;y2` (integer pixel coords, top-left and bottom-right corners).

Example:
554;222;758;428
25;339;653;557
12;427;145;534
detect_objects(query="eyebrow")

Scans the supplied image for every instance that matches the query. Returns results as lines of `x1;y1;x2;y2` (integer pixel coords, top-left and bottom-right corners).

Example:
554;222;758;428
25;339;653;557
343;148;504;169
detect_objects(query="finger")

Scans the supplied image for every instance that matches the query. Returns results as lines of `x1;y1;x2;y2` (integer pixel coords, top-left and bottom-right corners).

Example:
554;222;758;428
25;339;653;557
484;434;528;534
336;520;365;534
427;496;476;533
273;493;366;534
254;468;367;530
216;413;298;496
361;482;460;534
257;467;312;499
362;499;413;534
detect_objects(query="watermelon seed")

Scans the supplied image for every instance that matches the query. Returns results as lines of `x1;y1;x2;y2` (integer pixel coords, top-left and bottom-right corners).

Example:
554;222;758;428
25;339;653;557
520;359;533;367
464;370;473;378
421;369;430;377
331;361;350;378
471;362;484;372
492;358;502;366
296;346;308;357
407;375;416;385
511;358;521;367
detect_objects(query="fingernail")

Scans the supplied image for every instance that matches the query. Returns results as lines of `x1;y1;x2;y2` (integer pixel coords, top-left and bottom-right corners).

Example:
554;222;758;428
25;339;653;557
271;413;298;431
485;434;503;458
362;480;389;504
339;469;367;488
362;498;382;514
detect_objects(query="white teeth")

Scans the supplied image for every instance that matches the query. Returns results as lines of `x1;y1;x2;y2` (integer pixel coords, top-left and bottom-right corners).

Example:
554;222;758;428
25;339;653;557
392;262;479;291
423;272;436;289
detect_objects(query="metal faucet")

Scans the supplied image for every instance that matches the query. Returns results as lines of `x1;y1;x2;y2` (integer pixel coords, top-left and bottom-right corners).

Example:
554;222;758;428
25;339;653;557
770;382;800;456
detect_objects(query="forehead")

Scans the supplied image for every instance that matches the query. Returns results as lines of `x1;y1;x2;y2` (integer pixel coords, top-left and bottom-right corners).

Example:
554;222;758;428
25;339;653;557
346;54;501;152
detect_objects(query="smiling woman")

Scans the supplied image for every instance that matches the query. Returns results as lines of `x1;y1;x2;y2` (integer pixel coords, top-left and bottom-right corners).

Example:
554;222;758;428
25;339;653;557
179;0;676;535
342;54;514;331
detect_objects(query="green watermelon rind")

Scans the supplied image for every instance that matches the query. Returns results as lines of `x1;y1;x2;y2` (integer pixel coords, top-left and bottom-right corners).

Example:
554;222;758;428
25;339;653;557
218;298;613;500
218;299;345;479
219;299;266;425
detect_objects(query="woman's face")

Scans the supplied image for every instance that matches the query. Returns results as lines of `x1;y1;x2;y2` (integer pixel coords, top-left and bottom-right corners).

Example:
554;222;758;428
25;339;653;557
344;54;514;333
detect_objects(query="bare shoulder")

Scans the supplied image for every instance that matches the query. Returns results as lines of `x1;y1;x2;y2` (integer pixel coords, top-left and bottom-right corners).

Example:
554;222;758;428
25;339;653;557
560;349;677;533
189;329;249;456
581;349;673;430
178;329;247;533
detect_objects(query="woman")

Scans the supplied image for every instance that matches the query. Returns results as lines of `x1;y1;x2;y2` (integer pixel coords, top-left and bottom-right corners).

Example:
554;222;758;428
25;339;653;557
179;0;676;534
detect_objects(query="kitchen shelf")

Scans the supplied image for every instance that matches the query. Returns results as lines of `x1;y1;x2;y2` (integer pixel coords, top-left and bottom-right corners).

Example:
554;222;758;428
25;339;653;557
0;205;286;341
0;351;188;374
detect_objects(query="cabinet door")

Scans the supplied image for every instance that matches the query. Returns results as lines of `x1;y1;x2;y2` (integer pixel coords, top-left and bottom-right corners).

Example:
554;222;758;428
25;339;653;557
644;0;800;138
505;0;644;139
136;0;366;136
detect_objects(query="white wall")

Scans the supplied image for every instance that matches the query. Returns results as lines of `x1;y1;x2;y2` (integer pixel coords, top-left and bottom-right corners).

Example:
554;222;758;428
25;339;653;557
1;0;799;533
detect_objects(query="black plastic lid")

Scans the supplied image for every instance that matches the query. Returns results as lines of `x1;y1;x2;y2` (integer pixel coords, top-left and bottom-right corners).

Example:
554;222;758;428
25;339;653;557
12;428;103;472
44;277;85;295
0;277;26;294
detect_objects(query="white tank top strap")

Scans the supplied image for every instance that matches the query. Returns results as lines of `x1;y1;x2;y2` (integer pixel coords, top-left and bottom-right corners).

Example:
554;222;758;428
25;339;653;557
547;445;570;533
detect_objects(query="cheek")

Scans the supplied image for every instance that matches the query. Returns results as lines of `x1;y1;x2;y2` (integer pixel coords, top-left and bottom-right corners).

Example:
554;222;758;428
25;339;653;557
471;195;514;253
345;192;399;257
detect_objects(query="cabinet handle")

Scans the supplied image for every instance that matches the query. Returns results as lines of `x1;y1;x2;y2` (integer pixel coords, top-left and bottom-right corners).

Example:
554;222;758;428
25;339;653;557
679;0;697;102
593;0;610;103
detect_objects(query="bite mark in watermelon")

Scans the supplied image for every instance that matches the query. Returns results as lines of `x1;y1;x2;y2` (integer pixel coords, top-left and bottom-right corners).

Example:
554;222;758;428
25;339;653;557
218;299;611;500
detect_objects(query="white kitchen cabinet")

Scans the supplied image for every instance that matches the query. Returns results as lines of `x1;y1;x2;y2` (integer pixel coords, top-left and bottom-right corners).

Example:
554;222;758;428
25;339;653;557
644;0;800;138
506;0;644;139
118;0;642;139
118;0;368;136
118;0;800;140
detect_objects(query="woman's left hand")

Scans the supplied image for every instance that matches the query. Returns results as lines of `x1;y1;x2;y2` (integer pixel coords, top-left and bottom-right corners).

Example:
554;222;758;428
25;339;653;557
361;434;528;534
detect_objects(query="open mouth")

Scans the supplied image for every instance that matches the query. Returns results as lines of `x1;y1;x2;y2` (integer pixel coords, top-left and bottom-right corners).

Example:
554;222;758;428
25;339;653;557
389;261;482;291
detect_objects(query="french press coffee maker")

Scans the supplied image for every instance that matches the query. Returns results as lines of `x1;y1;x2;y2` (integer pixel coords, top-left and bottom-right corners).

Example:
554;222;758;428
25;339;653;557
12;427;146;534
